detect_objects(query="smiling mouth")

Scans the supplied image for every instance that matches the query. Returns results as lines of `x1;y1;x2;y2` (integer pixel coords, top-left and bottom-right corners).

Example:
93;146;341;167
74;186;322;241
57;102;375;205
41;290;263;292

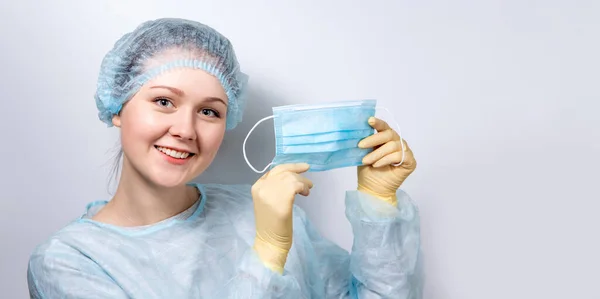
154;145;196;159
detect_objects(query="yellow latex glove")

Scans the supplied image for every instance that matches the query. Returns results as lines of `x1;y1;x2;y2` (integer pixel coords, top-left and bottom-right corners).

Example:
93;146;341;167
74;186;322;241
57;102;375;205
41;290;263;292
357;117;417;206
251;163;313;274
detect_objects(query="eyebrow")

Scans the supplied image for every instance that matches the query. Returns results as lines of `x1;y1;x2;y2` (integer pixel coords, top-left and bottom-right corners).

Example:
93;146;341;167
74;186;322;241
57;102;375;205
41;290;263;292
149;85;227;106
205;97;228;106
150;85;185;96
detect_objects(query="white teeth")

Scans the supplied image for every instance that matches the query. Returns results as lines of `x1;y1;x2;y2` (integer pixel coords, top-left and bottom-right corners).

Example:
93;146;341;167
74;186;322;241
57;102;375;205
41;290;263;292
157;146;190;159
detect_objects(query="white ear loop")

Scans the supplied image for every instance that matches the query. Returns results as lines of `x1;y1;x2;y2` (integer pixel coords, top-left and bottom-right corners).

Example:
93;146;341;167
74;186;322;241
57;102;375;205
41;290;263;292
243;115;275;173
375;107;406;167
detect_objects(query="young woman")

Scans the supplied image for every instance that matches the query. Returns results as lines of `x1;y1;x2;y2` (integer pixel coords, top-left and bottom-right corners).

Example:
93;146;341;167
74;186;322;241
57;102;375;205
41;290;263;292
27;18;423;298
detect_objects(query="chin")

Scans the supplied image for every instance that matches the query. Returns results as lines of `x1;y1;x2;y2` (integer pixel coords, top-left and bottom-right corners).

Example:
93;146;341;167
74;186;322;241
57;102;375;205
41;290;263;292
147;162;211;189
152;176;189;188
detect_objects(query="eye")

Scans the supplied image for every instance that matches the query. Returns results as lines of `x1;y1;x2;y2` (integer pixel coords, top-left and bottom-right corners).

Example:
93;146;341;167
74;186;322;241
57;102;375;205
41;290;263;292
154;98;174;108
200;108;220;118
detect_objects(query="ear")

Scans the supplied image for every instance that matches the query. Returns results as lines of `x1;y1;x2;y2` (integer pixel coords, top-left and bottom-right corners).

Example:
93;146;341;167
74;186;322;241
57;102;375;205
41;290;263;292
112;114;122;127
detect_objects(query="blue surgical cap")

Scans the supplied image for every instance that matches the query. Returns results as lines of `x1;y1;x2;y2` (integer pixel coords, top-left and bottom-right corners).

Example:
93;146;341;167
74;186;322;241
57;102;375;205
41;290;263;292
94;18;248;130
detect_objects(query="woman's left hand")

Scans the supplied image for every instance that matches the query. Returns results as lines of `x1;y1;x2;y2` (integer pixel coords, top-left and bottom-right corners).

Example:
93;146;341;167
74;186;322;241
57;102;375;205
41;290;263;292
357;117;417;206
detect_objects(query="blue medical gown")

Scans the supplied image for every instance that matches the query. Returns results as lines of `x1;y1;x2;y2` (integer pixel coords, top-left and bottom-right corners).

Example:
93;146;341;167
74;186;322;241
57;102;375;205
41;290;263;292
27;184;423;298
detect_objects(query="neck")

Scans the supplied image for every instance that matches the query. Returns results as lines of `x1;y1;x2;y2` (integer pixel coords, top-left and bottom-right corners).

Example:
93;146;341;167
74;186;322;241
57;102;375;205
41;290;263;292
102;158;198;227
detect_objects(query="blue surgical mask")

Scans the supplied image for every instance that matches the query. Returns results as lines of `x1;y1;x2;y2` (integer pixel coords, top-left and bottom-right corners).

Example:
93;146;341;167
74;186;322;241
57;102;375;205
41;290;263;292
243;99;404;173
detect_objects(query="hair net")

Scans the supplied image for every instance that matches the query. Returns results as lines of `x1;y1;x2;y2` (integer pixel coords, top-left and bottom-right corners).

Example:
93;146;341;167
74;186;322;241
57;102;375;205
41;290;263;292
94;18;248;130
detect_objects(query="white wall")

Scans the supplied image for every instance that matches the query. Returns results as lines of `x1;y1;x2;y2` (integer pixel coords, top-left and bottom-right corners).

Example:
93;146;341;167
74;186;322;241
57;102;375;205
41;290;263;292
1;1;598;298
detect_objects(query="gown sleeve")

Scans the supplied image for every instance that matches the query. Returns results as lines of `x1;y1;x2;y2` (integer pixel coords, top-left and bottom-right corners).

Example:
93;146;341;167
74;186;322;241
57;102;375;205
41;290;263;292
299;189;424;299
193;184;423;299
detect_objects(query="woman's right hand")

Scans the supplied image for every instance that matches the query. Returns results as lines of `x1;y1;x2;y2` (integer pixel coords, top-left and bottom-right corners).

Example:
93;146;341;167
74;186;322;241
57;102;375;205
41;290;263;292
251;163;313;274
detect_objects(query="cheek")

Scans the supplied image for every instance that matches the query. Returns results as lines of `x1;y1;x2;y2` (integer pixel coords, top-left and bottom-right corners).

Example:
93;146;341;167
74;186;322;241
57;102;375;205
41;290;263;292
120;104;166;149
199;127;226;152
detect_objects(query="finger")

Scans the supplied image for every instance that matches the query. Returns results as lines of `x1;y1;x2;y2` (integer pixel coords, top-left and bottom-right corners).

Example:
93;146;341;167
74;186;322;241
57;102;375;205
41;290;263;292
282;172;314;195
394;139;416;168
285;172;313;188
362;140;402;165
373;140;415;167
295;181;311;196
292;176;313;196
269;163;310;176
358;129;398;149
368;116;392;132
372;151;405;168
294;173;314;190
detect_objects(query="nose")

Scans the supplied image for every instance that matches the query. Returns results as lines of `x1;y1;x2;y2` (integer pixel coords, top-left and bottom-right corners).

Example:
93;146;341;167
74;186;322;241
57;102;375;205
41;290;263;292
168;114;197;141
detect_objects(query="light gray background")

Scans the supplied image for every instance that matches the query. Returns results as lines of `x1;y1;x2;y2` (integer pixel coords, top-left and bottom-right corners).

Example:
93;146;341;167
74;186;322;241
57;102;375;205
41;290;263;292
1;1;598;298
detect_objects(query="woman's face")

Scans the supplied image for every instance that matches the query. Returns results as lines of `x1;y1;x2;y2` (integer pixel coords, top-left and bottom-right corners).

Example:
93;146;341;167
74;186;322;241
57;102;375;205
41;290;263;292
112;68;228;188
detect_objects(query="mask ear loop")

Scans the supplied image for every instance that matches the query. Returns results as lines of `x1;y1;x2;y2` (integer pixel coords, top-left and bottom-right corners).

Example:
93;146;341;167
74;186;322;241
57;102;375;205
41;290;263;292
243;115;275;173
375;107;406;166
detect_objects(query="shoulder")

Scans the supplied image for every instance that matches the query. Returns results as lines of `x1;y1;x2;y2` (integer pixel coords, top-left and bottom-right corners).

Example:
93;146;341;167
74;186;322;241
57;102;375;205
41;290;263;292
27;221;129;298
27;222;99;290
28;221;98;268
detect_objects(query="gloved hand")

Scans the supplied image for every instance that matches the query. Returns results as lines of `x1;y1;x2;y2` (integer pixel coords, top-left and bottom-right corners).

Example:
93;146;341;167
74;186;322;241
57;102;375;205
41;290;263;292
357;117;417;206
251;163;314;274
